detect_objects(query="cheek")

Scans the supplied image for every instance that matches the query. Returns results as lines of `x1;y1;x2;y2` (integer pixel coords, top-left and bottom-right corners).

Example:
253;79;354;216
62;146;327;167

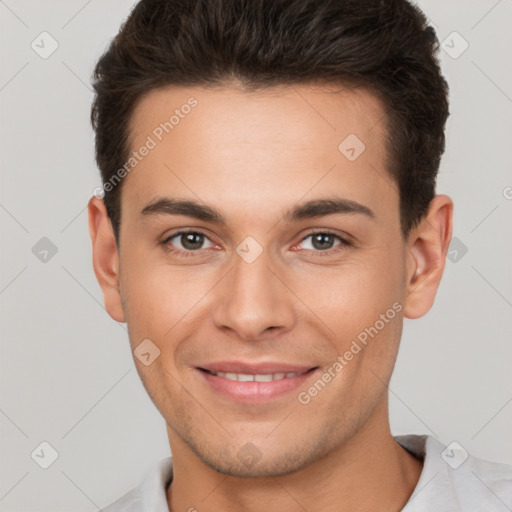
119;252;196;336
292;250;404;340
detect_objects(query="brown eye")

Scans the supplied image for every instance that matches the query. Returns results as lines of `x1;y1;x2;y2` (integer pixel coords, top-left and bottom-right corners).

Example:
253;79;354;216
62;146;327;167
178;232;205;250
163;231;214;253
300;232;347;252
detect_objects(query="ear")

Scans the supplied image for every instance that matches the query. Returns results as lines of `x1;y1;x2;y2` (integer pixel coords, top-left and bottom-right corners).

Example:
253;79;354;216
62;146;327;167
403;194;453;319
88;196;126;323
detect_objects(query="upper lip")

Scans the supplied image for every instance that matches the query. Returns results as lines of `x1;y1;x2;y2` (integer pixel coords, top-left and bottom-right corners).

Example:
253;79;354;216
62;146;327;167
198;361;318;374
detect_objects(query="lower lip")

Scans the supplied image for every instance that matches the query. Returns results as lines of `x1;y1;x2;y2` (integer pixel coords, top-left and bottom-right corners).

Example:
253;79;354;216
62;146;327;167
196;368;319;403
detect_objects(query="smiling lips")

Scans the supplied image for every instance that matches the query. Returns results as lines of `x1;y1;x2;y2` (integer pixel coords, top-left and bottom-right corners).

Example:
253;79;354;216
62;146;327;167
204;369;309;382
197;362;319;403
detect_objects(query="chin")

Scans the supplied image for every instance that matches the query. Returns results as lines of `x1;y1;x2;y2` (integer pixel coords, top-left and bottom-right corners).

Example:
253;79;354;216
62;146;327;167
188;436;329;478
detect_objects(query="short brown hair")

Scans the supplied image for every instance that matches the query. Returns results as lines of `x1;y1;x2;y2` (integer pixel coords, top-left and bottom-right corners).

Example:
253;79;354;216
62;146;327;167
91;0;449;242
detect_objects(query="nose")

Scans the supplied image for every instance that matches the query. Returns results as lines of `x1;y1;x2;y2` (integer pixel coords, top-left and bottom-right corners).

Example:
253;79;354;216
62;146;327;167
211;247;296;341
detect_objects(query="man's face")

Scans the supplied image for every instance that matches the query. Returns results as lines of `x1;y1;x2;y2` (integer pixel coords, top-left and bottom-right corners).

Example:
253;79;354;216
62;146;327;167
116;83;409;476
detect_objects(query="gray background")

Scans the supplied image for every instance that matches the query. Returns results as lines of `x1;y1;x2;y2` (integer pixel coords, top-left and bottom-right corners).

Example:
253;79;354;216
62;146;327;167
1;1;511;510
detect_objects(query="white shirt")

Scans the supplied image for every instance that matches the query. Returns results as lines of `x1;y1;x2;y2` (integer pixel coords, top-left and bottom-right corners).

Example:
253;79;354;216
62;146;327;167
103;434;512;511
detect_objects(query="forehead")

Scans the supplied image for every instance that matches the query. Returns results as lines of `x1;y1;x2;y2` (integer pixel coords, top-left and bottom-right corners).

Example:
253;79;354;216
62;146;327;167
122;83;396;227
129;82;386;150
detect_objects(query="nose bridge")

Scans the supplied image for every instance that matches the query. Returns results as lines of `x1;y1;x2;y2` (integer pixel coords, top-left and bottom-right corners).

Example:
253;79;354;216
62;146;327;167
211;242;294;340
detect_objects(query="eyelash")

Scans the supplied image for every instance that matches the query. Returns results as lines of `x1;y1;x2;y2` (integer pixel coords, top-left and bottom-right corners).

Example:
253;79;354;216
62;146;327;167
160;229;352;258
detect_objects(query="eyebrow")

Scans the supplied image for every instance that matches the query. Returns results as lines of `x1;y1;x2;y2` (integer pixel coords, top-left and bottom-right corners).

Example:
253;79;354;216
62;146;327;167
140;197;375;224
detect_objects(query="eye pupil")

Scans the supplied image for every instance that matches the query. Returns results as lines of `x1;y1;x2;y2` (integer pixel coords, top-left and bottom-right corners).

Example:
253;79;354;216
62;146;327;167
182;232;204;250
312;233;334;250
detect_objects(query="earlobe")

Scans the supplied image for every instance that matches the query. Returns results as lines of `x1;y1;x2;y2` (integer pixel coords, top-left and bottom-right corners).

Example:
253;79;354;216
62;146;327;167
88;196;126;323
403;195;453;319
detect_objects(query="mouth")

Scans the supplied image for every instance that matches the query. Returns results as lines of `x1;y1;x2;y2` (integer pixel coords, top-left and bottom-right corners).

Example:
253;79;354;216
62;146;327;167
195;363;320;403
199;368;311;381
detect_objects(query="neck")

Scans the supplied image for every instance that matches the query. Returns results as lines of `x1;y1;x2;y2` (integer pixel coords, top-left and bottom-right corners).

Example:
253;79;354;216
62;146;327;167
166;398;423;512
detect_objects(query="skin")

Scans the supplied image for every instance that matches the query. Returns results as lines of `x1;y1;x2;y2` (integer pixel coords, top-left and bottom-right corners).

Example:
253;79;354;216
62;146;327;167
88;83;453;512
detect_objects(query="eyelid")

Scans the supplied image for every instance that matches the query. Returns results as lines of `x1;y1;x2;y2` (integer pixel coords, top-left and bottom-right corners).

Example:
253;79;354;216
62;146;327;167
161;229;218;251
295;229;352;251
299;227;352;243
161;227;353;257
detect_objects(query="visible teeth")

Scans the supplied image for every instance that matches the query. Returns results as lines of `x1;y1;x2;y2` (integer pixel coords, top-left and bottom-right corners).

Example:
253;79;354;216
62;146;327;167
238;373;255;382
209;371;305;381
254;374;273;382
